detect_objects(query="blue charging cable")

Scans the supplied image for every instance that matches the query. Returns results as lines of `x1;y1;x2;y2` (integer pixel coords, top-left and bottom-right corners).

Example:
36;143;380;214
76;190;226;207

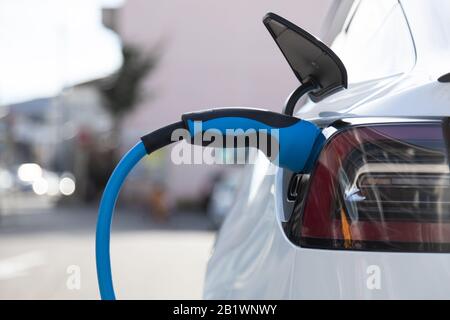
96;108;324;299
96;142;147;300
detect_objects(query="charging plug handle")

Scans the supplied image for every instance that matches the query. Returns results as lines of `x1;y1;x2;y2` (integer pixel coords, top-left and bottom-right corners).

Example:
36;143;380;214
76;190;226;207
140;108;323;172
178;108;323;172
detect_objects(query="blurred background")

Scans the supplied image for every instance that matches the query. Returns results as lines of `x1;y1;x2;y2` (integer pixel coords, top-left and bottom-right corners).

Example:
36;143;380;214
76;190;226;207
0;0;333;299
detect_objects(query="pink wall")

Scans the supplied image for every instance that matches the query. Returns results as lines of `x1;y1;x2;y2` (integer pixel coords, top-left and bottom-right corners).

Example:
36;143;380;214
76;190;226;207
118;0;333;198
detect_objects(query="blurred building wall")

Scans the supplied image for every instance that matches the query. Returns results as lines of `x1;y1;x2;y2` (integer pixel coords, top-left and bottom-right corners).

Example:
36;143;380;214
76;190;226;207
117;0;333;199
0;0;122;106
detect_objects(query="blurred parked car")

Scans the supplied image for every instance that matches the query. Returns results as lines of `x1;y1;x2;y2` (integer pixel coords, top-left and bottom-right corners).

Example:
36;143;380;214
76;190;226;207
207;168;243;228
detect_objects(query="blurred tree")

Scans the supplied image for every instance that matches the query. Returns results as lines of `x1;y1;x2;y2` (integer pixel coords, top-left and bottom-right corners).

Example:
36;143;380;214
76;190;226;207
98;45;158;150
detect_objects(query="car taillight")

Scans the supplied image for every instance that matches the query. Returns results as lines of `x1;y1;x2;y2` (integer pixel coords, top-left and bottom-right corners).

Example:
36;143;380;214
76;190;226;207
300;122;450;252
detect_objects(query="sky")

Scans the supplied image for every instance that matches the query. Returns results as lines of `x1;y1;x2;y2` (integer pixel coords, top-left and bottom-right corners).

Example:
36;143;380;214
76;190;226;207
0;0;123;106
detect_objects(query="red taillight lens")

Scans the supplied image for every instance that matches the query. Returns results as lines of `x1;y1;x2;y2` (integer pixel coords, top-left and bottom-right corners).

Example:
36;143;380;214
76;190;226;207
300;123;450;252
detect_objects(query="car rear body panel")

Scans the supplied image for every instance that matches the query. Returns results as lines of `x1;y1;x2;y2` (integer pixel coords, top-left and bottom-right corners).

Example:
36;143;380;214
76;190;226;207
205;77;450;299
204;0;450;299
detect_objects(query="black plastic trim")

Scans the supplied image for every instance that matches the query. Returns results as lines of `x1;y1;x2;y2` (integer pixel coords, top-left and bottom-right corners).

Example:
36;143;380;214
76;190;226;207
443;117;450;166
438;73;450;83
182;108;301;128
140;121;185;154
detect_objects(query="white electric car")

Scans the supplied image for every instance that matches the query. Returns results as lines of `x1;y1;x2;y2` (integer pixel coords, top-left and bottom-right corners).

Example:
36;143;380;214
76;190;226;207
204;0;450;299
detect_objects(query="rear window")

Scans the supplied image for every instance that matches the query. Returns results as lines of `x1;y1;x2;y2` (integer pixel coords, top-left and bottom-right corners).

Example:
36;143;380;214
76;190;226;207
331;0;415;83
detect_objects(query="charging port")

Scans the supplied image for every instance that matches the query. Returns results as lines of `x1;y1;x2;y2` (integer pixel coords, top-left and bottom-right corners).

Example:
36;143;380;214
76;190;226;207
287;174;302;201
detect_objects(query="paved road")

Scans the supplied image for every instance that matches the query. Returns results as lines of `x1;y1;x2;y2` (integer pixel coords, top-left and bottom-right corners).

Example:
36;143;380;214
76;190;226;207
0;200;216;299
